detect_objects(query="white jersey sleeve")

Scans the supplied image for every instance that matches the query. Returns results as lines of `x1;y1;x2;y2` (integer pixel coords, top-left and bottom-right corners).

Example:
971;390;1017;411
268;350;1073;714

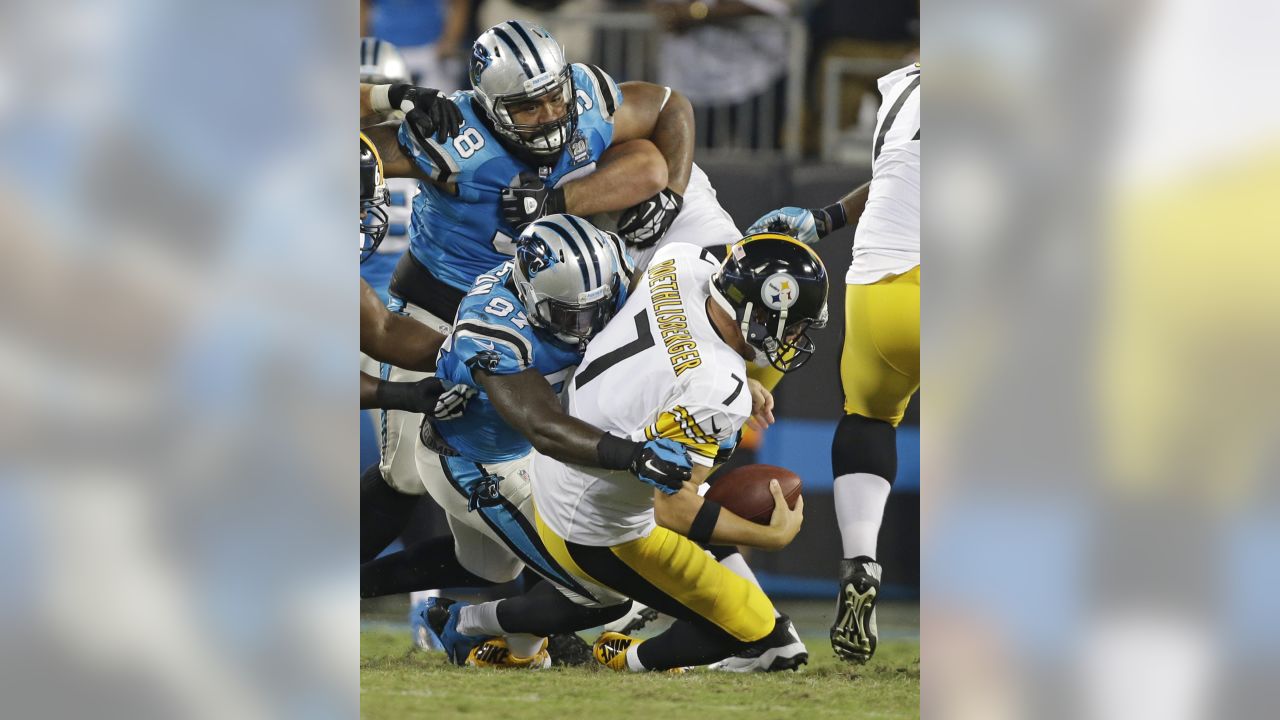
848;63;921;284
642;372;749;467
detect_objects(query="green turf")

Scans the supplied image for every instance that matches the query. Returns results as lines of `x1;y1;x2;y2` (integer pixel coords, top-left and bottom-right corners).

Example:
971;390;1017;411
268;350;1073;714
361;626;919;720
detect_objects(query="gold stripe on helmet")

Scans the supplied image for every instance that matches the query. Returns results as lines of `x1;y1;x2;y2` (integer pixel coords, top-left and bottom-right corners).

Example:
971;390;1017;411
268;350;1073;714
731;231;824;264
359;131;385;182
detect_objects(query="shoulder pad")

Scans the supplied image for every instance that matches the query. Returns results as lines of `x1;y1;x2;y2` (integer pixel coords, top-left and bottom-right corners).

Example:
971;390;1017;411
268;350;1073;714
573;63;621;122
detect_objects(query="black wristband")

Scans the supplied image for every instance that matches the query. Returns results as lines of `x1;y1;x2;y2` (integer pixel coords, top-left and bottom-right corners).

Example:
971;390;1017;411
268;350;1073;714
546;187;567;216
688;499;721;544
386;83;411;109
597;433;641;471
374;377;440;412
816;202;848;238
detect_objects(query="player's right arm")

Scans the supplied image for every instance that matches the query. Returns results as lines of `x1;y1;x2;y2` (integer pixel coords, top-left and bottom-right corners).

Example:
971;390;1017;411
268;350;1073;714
747;181;871;245
654;476;804;551
362;121;434;182
477;367;691;492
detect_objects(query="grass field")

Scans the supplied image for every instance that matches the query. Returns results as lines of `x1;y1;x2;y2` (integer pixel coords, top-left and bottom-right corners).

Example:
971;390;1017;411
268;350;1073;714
361;599;920;719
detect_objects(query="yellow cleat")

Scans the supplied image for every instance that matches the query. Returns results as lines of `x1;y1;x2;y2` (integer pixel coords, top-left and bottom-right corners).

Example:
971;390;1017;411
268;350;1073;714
465;637;552;670
592;631;640;671
592;632;689;673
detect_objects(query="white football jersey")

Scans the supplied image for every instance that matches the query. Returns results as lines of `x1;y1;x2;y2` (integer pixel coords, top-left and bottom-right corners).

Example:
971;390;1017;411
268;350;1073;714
532;242;752;547
848;63;921;284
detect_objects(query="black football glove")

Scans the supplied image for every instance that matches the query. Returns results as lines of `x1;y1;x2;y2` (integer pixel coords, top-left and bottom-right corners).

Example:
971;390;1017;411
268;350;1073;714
374;377;474;417
500;171;566;230
387;84;464;146
617;188;683;249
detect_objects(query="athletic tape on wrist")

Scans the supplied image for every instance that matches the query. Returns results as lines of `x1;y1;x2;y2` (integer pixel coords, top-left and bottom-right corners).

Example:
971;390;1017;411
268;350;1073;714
369;84;393;113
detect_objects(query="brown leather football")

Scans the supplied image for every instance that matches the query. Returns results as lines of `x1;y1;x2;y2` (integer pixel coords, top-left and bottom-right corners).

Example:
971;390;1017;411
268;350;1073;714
704;464;802;525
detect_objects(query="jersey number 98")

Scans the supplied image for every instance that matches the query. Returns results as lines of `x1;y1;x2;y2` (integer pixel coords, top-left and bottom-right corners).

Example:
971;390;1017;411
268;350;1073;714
453;128;485;159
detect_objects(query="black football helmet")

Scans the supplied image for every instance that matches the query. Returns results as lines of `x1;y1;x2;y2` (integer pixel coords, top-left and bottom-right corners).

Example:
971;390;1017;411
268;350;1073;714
360;133;389;263
710;233;830;372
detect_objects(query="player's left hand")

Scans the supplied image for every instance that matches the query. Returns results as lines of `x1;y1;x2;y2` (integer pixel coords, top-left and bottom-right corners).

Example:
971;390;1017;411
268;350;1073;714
388;84;465;145
746;378;775;431
500;172;567;230
617;188;683;248
747;206;820;245
432;380;476;420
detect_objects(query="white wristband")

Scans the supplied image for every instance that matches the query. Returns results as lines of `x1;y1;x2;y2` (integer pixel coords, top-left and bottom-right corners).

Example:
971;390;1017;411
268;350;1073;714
369;84;394;113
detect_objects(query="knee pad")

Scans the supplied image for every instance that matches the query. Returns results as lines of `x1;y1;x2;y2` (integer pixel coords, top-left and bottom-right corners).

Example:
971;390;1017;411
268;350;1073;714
832;413;898;484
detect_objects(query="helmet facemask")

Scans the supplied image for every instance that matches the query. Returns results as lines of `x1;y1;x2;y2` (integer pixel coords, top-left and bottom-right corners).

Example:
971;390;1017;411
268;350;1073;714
360;135;389;263
488;66;577;160
740;302;826;373
535;290;615;350
360;202;388;263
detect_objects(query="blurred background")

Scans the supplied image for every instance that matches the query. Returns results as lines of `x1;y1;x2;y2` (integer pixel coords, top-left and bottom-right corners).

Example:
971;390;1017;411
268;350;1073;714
358;0;921;610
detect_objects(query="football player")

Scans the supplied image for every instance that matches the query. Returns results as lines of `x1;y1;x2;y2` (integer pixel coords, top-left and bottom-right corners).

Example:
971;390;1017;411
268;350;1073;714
362;215;698;667
357;21;693;563
748;63;920;664
517;235;828;673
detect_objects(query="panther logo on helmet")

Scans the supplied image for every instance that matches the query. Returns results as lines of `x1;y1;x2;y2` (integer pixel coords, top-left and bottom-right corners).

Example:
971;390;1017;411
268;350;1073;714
762;272;799;311
470;43;492;87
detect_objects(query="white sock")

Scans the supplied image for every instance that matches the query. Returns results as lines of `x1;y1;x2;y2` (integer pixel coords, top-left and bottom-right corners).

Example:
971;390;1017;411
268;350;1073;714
625;642;647;672
833;472;891;559
718;551;782;619
505;633;545;657
456;600;503;637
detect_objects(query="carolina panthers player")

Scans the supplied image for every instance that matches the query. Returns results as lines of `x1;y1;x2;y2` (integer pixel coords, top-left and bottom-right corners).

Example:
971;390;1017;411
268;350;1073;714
356;20;693;568
361;215;695;668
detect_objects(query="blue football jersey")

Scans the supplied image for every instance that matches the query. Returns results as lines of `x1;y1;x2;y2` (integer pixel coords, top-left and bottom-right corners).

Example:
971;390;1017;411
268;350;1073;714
360;176;416;304
433;261;585;462
398;63;622;292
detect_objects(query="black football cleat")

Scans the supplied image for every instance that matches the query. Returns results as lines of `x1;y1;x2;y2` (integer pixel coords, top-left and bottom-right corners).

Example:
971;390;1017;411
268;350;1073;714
830;556;881;663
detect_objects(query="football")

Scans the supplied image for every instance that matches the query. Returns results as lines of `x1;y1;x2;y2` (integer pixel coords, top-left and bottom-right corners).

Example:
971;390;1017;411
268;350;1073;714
704;464;802;524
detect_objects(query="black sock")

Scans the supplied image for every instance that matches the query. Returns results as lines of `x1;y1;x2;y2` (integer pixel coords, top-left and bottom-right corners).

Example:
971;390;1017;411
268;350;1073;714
635;619;754;670
361;535;494;598
359;463;420;563
495;582;631;634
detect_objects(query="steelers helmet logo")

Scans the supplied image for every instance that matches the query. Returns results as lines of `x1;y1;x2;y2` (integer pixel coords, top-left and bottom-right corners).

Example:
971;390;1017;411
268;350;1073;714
762;272;799;311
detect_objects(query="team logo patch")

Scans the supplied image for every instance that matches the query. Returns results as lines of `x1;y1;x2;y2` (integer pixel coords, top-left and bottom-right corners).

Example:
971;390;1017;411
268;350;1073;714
568;130;589;165
470;44;492;86
762;272;799;311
